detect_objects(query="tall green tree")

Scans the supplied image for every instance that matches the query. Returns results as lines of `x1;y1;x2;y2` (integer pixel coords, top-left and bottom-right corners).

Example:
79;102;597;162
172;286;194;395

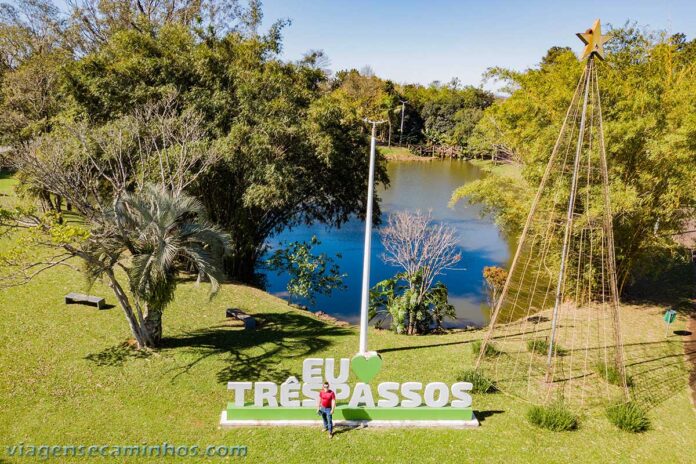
12;3;388;282
454;25;696;292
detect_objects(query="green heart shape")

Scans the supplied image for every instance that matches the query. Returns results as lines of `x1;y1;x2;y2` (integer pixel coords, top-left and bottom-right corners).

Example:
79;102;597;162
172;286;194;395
350;352;383;383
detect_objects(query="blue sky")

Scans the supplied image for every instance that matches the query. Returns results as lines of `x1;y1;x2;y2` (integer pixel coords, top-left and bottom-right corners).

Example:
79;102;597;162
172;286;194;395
261;0;696;87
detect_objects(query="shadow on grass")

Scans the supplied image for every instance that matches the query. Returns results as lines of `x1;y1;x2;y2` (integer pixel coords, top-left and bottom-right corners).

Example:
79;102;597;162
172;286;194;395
85;342;153;367
159;311;352;384
476;410;505;423
378;326;552;355
331;424;361;436
625;339;695;410
379;339;475;354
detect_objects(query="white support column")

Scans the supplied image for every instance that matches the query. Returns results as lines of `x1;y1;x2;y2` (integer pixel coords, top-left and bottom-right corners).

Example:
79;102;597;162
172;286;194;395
358;122;378;354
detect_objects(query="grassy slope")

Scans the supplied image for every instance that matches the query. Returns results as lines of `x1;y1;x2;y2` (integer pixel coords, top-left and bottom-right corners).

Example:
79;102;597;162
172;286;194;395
1;176;695;464
468;158;524;180
0;267;694;464
0;171;18;197
379;146;432;161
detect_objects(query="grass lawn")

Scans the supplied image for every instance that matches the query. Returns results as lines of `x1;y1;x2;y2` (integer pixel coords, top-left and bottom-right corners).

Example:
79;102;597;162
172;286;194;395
0;170;18;197
469;158;524;180
1;177;695;463
379;146;433;161
0;265;695;463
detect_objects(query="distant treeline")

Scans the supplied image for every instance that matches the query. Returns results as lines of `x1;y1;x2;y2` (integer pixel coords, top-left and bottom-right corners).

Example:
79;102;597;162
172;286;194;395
326;68;496;153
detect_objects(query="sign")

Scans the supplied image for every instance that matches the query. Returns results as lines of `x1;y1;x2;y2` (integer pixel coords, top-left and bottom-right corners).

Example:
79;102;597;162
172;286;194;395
220;354;479;428
663;309;677;324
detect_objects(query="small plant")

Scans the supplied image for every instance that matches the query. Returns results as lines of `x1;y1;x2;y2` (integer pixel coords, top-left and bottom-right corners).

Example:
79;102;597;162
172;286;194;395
594;361;634;387
457;369;497;393
527;338;567;356
606;401;650;433
526;402;579;431
266;236;346;308
471;340;501;357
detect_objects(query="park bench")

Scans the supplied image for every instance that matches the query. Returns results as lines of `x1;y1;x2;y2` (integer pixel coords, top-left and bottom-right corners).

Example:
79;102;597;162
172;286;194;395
65;292;106;310
226;308;257;330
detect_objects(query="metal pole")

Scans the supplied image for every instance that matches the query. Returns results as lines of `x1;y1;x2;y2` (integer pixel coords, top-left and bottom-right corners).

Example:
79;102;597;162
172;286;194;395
545;57;593;381
388;120;392;147
399;100;406;146
359;120;385;354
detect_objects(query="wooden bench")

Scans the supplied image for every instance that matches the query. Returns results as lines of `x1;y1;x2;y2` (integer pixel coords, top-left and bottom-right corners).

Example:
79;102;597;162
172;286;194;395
226;308;256;330
65;292;106;310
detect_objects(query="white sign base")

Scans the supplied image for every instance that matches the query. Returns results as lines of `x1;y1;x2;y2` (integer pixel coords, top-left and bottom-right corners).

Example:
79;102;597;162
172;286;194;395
219;411;479;428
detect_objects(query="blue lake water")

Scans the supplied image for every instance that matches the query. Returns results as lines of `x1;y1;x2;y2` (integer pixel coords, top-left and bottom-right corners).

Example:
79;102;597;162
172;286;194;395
263;159;513;327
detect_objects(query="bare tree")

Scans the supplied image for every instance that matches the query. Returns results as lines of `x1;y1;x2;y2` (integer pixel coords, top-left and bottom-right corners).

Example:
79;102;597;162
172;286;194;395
131;94;221;196
380;210;461;333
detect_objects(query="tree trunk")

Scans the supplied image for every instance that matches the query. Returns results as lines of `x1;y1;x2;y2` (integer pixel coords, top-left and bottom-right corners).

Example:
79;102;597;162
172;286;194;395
143;305;164;347
224;245;261;284
104;269;149;349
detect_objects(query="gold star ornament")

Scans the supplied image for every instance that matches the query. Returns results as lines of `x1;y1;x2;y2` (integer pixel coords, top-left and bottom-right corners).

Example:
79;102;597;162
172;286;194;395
576;19;611;61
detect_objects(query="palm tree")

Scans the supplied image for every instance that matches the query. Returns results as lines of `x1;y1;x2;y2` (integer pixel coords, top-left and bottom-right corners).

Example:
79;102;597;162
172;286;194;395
96;185;229;347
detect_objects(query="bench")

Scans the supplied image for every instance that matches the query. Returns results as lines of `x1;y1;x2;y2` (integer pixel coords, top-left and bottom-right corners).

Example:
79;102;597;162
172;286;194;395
226;308;256;330
65;292;106;309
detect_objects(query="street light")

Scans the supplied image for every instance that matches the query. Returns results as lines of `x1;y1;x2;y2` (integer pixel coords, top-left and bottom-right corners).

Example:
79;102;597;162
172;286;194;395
358;118;386;355
399;100;408;146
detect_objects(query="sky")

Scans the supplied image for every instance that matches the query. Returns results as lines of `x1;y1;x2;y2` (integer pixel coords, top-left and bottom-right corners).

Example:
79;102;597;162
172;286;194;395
260;0;696;88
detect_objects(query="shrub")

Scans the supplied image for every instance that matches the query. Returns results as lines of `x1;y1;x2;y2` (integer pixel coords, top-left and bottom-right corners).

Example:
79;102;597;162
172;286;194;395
527;338;567;356
471;340;501;357
594;361;634;387
527;403;579;431
606;401;650;433
457;369;497;393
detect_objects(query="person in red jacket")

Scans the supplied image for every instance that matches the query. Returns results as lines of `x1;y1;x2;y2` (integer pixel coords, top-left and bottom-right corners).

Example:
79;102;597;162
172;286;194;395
317;381;336;437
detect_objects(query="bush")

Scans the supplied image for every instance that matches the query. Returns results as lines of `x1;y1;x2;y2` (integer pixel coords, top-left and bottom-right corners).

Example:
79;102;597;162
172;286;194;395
471;340;501;357
527;403;579;431
527;338;567;356
594;361;634;387
606;401;650;433
457;369;497;393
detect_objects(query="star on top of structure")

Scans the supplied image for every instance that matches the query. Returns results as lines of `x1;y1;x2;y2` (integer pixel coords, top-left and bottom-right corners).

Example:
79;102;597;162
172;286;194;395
576;19;611;61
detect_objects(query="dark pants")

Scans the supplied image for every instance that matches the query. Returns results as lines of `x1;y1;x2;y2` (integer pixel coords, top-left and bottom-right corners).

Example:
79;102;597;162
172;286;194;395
319;406;333;433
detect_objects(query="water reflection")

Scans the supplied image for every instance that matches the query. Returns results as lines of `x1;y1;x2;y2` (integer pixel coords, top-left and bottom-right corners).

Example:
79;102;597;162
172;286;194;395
264;159;513;327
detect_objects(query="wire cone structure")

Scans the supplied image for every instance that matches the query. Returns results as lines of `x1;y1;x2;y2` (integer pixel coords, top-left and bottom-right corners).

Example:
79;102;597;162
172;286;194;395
475;55;630;408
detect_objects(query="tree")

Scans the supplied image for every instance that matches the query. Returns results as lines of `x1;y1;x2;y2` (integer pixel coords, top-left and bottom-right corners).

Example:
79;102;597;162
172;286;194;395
369;271;455;334
57;16;388;282
265;236;346;308
379;210;461;334
0;0;72;144
482;266;508;309
101;185;229;345
1;96;228;348
0;185;228;348
455;25;696;292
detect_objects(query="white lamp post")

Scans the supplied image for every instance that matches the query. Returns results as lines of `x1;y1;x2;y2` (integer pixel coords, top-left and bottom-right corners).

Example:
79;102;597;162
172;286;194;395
358;119;386;354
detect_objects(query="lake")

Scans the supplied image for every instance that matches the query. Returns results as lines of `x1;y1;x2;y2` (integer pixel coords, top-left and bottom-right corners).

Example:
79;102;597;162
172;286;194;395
263;159;513;327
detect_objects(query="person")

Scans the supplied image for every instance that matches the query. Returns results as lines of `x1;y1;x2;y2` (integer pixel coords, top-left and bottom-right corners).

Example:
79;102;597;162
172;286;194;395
317;381;336;437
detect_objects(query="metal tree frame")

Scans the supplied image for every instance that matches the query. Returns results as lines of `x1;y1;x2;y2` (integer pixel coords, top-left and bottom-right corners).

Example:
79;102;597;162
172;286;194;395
475;21;630;406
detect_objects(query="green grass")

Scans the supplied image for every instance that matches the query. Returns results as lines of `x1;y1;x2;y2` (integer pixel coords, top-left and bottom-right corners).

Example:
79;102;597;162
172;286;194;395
457;369;497;394
606;401;651;433
0;170;18;196
594;361;634;387
527;338;567;356
471;339;501;358
1;269;695;463
1;185;696;463
468;158;523;179
527;403;579;432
